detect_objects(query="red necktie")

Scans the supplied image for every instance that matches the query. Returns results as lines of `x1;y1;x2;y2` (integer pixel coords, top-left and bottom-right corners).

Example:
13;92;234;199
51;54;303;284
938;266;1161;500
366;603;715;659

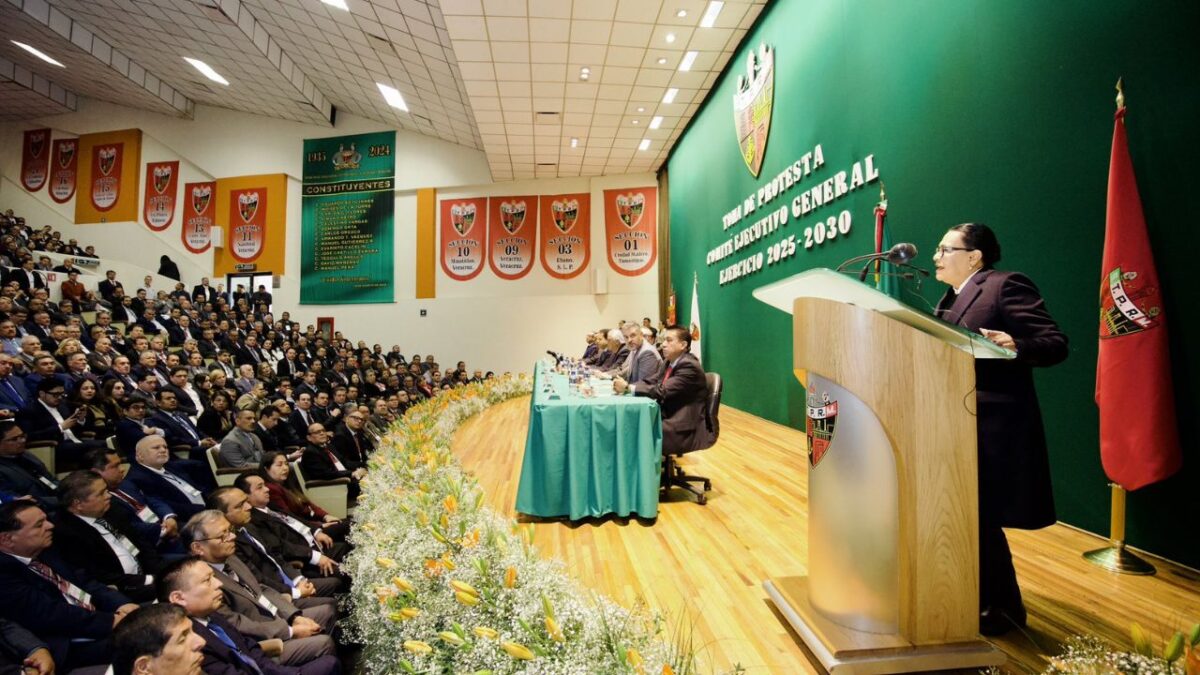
663;364;674;381
29;560;95;610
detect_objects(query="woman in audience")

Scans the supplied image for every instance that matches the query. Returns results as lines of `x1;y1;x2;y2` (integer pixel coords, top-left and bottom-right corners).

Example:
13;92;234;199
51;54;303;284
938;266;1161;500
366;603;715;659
259;451;350;541
191;373;212;410
53;338;85;366
197;389;234;439
100;379;128;414
69;378;116;440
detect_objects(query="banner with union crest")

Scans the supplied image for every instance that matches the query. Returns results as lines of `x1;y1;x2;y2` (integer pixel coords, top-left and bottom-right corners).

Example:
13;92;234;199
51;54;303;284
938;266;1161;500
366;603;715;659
212;174;287;277
49;138;78;204
300;131;396;304
20;128;51;192
538;193;590;280
182;181;215;253
603;187;657;276
75;129;141;224
487;195;537;280
143;161;179;231
440;197;488;281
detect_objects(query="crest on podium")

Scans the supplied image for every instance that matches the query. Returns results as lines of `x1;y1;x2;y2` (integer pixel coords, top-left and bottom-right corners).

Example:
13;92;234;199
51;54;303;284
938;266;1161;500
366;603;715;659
805;391;838;467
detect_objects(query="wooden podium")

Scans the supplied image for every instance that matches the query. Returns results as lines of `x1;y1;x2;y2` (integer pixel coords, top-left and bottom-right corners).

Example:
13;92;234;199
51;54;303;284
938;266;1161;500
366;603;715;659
753;269;1011;674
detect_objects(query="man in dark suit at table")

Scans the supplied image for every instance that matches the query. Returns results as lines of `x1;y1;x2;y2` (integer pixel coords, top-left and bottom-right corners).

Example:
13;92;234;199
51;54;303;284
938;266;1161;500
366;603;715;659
0;500;139;671
612;323;663;387
614;326;709;455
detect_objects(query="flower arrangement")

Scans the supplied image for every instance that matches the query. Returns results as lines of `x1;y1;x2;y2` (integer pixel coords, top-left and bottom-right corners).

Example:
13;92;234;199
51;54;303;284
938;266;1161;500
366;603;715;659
344;374;692;674
1036;622;1200;674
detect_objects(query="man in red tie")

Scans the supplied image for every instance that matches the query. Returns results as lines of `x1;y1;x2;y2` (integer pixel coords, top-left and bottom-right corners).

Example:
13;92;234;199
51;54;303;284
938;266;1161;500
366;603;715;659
614;326;709;455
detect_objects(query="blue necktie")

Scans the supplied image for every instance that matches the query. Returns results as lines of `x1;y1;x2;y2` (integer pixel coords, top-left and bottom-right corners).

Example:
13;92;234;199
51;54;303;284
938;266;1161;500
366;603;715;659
0;379;21;406
239;530;295;588
205;622;263;675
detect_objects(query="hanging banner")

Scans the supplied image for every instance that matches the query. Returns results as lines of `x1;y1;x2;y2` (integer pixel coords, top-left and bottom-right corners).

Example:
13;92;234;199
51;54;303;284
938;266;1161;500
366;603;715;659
20;128;51;192
212;174;287;276
538;193;591;280
487;195;537;280
143;160;179;231
182;181;215;253
49;138;78;204
229;187;266;263
603;187;658;276
75;129;141;224
439;197;488;281
300;131;395;304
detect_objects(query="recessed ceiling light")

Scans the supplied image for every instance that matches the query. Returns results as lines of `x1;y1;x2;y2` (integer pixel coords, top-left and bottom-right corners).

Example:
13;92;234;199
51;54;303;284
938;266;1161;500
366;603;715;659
579;72;590;81
665;32;676;43
632;119;640;125
656;57;668;65
679;51;698;71
570;137;579;148
638;139;651;151
376;82;408;110
11;41;65;68
662;88;678;104
320;0;348;10
649;116;663;130
636;106;646;112
676;9;687;18
580;67;590;74
183;57;228;85
700;1;724;28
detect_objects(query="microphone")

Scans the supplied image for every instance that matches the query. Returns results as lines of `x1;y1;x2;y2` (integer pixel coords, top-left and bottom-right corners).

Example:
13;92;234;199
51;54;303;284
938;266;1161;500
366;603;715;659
857;243;919;281
546;350;563;363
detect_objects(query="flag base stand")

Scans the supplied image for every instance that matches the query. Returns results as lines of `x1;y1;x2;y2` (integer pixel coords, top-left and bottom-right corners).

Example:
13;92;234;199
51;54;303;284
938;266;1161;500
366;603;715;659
1081;484;1156;576
1083;543;1156;575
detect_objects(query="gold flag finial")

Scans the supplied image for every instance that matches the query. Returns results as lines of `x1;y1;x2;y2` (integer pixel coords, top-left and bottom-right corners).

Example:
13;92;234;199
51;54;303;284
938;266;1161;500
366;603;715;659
1115;77;1125;110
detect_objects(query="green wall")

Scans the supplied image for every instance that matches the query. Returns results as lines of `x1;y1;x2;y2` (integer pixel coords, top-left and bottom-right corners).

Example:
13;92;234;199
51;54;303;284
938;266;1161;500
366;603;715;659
667;0;1200;567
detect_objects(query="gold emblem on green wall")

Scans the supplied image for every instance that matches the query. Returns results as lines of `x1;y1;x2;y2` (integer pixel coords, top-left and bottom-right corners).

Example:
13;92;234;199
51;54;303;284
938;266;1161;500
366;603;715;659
733;44;775;178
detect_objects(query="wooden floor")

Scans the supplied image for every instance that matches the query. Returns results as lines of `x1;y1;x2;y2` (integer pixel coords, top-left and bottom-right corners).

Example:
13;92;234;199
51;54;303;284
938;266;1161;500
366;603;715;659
450;397;1200;674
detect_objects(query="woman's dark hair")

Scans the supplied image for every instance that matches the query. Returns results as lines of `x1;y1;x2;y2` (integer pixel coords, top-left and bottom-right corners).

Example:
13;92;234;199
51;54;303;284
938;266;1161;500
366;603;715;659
949;222;1002;267
258;451;307;502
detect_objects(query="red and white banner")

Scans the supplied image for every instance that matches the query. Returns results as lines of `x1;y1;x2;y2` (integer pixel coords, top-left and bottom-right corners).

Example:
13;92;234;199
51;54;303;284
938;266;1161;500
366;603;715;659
229;187;266;262
539;194;590;280
49;138;78;204
90;142;124;211
487;195;537;280
20;128;51;192
182;181;215;253
143;160;179;230
439;197;487;281
603;187;657;276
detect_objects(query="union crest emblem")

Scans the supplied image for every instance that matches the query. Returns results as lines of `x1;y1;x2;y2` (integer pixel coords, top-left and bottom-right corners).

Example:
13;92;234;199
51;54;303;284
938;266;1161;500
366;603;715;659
192;185;212;215
98;147;117;176
238;192;260;223
332;142;361;171
58;142;75;168
29;132;46;158
805;390;838;468
551;199;579;233
615;193;645;228
732;43;774;178
499;201;526;234
1099;266;1162;338
450;203;476;236
153;165;172;194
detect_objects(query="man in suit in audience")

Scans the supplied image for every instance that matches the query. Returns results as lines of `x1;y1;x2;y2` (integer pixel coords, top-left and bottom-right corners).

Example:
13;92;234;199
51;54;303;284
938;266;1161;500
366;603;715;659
235;474;347;576
615;326;710;455
52;471;164;602
111;603;205;675
251;407;285;455
276;349;302;379
300;423;364;502
191;278;218;306
0;420;60;510
150;389;216;462
180;511;337;667
220;409;264;469
330;408;372;466
0;354;29;413
19;379;106;466
288;393;316;441
0;500;139;671
123;435;209;523
158;557;340;675
98;270;123;302
11;259;45;293
87;449;181;550
207;487;340;601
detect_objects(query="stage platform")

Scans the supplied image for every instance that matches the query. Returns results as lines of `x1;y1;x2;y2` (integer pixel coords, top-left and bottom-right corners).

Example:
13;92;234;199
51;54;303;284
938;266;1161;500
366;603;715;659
451;396;1200;673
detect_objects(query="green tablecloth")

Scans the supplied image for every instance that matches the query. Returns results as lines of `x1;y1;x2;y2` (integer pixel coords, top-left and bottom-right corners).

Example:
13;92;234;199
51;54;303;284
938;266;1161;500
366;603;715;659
516;361;663;520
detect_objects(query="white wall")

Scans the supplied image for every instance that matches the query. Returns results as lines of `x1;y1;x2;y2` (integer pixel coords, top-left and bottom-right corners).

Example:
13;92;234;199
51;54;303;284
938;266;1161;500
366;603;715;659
0;99;659;373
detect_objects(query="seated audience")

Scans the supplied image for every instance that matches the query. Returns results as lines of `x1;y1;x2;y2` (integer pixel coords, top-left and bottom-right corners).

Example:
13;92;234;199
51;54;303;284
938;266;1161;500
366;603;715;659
111;603;205;675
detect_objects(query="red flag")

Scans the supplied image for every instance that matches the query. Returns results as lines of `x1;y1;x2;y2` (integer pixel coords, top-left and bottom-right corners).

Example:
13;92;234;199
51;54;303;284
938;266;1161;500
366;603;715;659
1096;105;1182;490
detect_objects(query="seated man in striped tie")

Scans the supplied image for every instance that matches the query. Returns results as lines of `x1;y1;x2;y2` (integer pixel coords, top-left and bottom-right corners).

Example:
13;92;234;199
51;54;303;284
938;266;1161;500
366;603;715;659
156;556;340;675
0;499;139;671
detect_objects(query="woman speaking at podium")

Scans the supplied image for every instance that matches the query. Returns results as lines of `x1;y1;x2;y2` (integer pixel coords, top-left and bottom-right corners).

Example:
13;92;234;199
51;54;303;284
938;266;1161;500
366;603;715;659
932;223;1068;636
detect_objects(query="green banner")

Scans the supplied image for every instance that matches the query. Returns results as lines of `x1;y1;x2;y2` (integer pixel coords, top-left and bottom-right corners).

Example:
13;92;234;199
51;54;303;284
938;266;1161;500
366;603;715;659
301;131;395;304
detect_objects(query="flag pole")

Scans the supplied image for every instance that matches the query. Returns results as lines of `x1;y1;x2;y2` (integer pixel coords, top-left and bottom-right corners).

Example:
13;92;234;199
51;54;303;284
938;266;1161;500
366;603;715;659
1082;484;1155;575
1083;78;1155;576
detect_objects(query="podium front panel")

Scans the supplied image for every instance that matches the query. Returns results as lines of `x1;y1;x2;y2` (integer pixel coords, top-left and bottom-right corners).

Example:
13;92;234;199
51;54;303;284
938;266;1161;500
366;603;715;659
806;373;899;635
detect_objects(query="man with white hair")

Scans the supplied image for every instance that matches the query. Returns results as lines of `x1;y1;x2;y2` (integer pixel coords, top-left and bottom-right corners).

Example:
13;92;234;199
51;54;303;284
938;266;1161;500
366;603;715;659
592;328;629;373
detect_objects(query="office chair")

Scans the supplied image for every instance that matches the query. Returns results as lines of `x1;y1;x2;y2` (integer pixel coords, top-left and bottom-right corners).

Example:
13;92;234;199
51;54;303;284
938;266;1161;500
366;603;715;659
661;371;721;505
